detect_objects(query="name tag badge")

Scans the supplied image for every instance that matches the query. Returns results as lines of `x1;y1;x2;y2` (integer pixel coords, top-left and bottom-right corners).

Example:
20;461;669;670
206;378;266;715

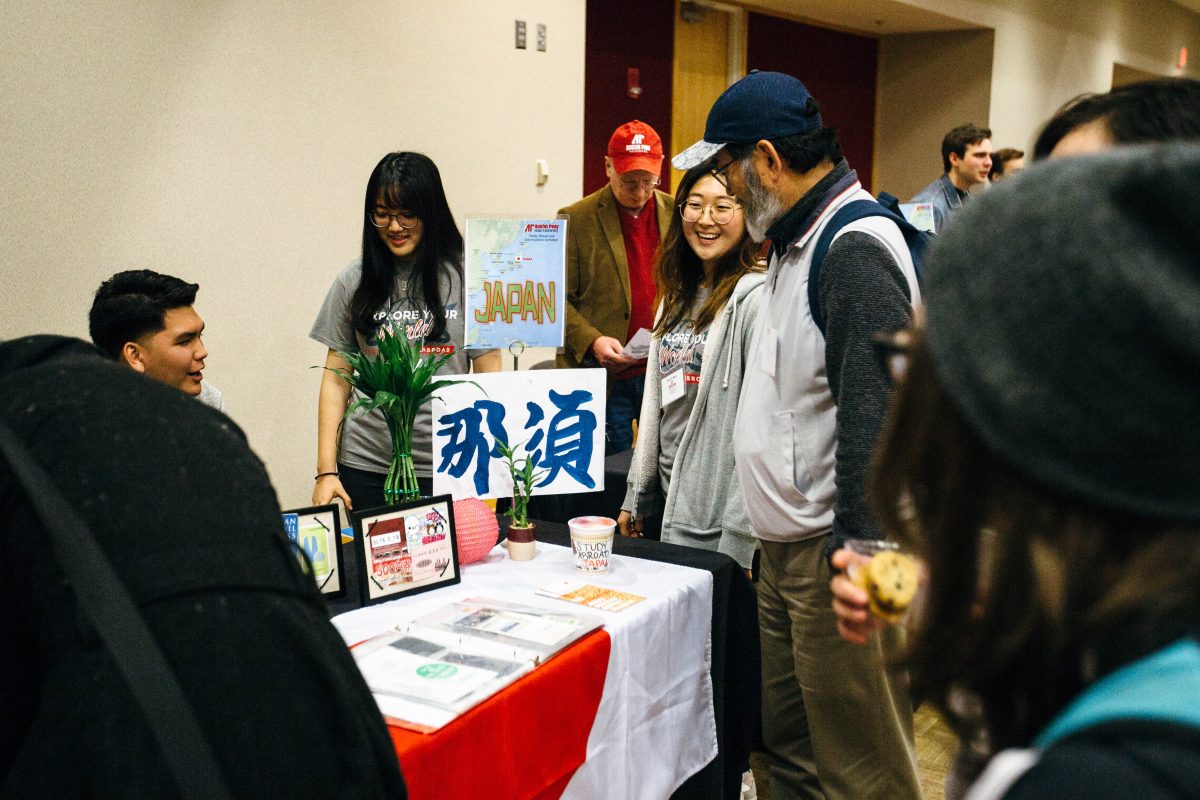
761;328;778;378
661;369;685;407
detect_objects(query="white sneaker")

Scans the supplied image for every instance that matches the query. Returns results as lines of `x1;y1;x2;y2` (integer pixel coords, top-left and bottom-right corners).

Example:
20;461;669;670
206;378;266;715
740;770;757;800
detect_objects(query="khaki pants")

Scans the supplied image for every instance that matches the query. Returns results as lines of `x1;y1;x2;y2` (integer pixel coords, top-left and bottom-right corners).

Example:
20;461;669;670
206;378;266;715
758;538;921;800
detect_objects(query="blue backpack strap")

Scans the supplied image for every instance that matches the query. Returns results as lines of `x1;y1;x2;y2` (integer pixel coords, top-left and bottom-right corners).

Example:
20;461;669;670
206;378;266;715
808;198;931;335
876;191;904;215
879;192;934;282
809;200;893;335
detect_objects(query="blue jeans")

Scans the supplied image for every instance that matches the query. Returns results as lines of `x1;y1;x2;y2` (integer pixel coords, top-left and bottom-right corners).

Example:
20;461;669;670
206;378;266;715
605;374;644;455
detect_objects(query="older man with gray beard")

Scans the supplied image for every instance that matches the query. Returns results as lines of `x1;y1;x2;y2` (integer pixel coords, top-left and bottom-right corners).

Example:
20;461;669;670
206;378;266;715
675;70;921;800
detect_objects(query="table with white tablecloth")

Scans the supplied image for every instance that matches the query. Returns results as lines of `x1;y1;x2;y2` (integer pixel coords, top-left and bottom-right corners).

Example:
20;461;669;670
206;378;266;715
333;539;718;800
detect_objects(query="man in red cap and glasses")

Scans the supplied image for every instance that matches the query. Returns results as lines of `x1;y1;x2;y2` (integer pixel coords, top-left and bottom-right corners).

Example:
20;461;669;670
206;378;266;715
556;120;673;455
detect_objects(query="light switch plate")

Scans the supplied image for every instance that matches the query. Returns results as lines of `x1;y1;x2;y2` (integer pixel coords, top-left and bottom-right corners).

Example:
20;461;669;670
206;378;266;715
536;23;547;52
515;20;527;49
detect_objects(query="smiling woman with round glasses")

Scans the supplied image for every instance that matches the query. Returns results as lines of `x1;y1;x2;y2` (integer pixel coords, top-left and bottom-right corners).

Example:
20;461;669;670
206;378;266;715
309;152;499;511
618;164;764;572
679;195;742;225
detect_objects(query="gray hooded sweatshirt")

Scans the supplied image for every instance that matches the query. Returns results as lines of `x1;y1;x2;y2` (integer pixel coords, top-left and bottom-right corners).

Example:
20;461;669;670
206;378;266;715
621;271;765;568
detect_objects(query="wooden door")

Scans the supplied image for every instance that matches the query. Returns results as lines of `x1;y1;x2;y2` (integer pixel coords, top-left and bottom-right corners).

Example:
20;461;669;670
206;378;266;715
671;1;743;191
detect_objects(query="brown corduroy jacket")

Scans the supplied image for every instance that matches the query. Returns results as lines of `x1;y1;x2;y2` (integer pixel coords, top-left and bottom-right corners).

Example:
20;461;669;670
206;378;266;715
555;184;674;369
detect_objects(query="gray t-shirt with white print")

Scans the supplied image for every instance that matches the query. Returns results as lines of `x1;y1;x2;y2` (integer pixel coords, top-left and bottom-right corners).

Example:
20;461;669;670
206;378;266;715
309;257;469;477
656;286;711;493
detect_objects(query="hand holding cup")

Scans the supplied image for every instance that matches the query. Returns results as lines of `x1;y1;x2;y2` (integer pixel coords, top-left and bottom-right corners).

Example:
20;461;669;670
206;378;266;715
831;540;919;645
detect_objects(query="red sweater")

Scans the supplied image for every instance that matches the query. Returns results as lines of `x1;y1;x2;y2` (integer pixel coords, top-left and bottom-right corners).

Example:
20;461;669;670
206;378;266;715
616;205;659;380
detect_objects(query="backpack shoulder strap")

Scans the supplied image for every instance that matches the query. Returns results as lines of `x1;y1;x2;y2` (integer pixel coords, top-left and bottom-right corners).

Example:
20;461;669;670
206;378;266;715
808;199;893;336
809;198;933;335
876;191;904;215
0;421;234;800
878;192;934;282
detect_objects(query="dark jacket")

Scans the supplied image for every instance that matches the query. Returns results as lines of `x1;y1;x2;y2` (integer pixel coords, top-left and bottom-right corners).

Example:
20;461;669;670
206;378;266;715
0;336;406;798
1005;720;1200;799
970;638;1200;800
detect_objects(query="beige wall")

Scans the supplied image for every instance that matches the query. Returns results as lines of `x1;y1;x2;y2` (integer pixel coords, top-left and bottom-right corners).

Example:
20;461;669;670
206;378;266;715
975;0;1199;148
0;0;585;508
875;29;995;198
874;0;1200;195
3;0;1198;507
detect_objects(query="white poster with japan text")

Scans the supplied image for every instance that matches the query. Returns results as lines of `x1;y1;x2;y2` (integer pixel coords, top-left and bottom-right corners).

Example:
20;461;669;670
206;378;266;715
431;369;607;500
464;218;567;349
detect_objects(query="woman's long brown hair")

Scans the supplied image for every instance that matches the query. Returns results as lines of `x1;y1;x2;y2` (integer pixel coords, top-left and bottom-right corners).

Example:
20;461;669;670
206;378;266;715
871;332;1200;751
652;165;762;337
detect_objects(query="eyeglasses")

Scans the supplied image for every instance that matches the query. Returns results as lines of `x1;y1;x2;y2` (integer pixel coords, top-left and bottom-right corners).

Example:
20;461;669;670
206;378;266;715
871;328;913;385
679;199;742;225
370;209;419;229
616;176;660;192
710;158;737;191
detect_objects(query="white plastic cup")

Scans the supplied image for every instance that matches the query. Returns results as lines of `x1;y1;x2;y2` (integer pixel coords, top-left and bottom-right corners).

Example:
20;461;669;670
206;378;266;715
568;516;616;574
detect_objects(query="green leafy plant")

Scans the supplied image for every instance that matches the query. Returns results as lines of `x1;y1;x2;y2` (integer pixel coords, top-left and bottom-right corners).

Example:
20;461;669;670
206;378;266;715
324;327;477;503
495;439;548;528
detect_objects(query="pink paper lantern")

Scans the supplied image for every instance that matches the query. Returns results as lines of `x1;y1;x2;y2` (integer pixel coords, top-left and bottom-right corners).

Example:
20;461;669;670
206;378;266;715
453;497;500;565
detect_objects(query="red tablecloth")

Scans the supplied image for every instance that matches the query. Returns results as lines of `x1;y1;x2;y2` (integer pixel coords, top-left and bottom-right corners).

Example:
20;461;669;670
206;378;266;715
388;629;612;799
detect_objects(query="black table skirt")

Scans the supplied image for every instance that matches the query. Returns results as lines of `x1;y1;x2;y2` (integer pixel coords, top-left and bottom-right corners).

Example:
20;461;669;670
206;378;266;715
523;449;665;540
326;514;759;800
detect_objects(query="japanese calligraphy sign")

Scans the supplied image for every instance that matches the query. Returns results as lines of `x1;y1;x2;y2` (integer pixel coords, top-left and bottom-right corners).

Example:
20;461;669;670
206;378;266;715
431;369;606;500
464;218;567;349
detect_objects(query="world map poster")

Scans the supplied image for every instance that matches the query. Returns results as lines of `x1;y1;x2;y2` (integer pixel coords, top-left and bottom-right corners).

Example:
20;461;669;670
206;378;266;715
464;218;566;349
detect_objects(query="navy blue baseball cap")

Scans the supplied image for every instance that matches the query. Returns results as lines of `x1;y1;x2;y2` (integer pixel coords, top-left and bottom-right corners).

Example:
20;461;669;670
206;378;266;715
673;70;823;170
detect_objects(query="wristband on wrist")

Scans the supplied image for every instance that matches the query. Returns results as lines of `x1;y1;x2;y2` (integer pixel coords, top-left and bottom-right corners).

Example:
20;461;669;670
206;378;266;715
314;471;339;480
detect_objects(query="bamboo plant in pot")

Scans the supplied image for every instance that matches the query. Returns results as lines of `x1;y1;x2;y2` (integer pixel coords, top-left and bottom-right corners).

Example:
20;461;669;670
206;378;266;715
496;439;547;561
325;328;473;505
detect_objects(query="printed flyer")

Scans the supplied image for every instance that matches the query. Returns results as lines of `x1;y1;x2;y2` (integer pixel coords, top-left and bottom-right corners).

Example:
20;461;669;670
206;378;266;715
352;598;603;731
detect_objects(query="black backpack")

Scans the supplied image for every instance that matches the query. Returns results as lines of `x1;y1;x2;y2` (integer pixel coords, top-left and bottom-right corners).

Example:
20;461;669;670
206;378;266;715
807;192;933;335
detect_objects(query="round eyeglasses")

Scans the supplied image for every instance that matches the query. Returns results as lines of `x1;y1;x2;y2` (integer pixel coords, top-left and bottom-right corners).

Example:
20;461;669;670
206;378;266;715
616;176;661;192
370;209;419;229
679;200;743;225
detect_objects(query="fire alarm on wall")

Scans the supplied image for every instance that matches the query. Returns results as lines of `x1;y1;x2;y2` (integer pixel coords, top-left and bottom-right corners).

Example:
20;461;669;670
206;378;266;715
627;67;642;99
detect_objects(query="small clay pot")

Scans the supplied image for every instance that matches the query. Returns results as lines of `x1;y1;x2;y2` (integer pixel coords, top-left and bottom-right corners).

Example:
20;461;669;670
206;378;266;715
507;523;537;561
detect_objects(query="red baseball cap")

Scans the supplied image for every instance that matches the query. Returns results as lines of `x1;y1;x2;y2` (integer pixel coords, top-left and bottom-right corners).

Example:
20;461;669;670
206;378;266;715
607;120;664;176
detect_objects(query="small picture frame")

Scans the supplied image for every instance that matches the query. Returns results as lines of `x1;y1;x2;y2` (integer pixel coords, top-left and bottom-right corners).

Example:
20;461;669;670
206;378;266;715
281;503;346;598
351;494;461;606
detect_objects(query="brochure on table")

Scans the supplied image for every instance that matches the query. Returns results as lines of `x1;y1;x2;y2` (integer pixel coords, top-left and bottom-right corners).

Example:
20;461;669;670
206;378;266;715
537;579;646;612
353;597;603;732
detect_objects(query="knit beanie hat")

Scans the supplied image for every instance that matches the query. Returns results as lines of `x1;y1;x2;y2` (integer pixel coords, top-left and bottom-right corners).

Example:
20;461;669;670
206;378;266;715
923;143;1200;520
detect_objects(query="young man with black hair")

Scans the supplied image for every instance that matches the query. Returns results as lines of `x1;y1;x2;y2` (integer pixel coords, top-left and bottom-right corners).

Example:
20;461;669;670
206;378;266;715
911;123;993;233
88;269;224;411
675;70;921;800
